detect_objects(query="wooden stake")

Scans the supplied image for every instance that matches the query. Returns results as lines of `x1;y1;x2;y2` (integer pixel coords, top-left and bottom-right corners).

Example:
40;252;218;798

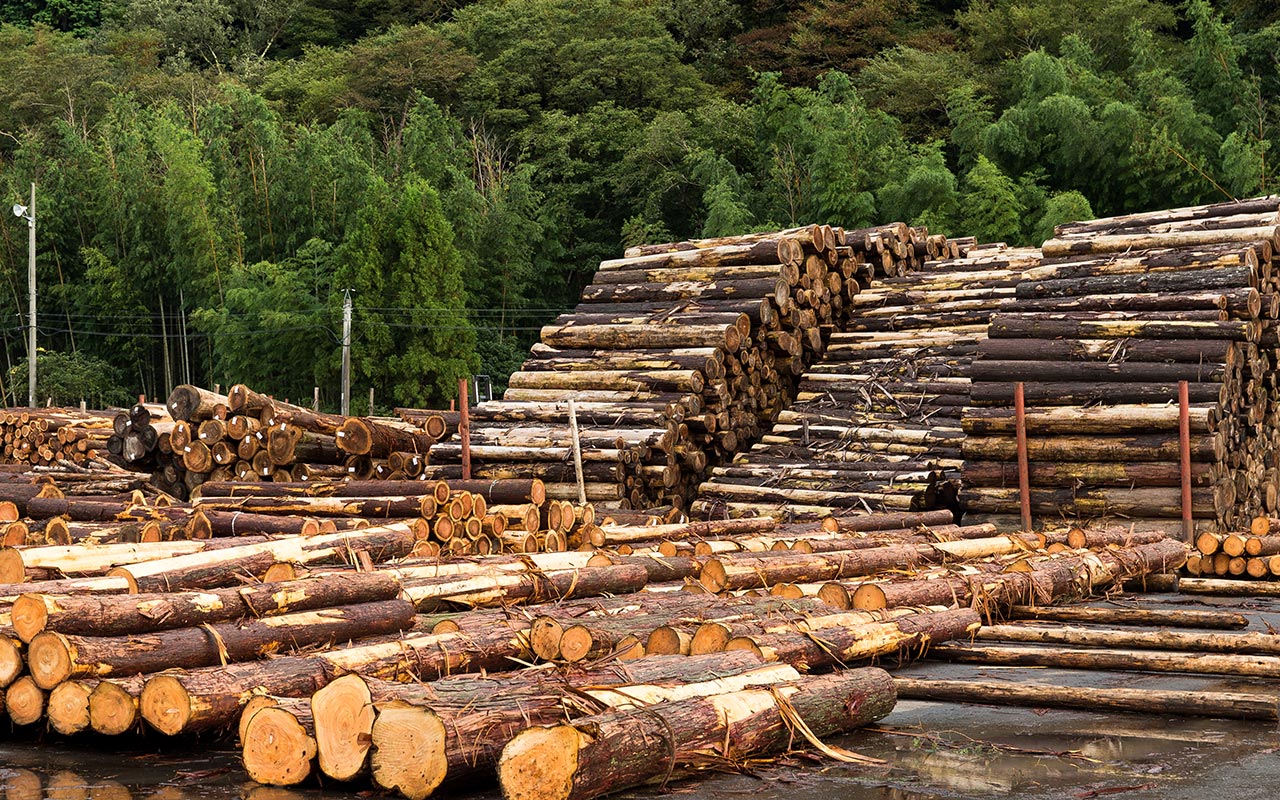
1179;379;1192;543
568;399;586;505
459;378;470;481
1014;382;1031;532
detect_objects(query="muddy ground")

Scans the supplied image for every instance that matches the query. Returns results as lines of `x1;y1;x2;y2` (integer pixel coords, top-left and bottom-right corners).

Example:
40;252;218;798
3;591;1277;800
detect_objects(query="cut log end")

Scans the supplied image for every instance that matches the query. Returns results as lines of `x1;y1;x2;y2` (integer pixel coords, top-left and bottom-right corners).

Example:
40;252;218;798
47;680;93;735
0;635;25;687
497;725;581;800
852;585;889;611
88;681;138;735
312;673;376;782
0;548;24;584
242;706;317;786
139;675;191;736
368;702;448;800
27;631;72;690
12;595;49;644
6;676;44;726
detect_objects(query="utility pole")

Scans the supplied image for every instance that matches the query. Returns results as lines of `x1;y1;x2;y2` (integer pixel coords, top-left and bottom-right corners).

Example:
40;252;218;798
340;289;352;416
27;184;34;409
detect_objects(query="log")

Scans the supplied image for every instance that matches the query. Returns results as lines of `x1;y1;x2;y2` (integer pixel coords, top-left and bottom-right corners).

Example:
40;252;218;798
167;385;228;423
928;643;1280;677
1004;605;1249;629
893;677;1278;720
241;696;317;785
975;624;1280;656
26;599;417;688
12;571;404;641
496;669;896;800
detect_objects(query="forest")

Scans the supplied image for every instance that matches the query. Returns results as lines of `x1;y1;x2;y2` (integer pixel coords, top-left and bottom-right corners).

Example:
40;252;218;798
0;0;1275;409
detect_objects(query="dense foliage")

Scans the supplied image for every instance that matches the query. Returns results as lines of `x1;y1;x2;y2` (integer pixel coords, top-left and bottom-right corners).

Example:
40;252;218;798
0;0;1274;406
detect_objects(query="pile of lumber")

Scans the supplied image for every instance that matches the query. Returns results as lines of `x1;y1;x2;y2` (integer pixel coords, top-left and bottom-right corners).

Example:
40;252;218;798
1187;517;1280;579
0;476;1191;800
0;408;120;468
114;384;451;500
962;197;1280;533
0;476;586;556
693;240;1041;519
422;225;947;512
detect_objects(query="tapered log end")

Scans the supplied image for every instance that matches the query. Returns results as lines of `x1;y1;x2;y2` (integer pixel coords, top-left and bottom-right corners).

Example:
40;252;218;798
139;675;191;735
817;583;853;610
89;680;139;735
821;516;840;533
368;703;447;800
0;635;24;688
690;623;731;655
27;631;72;690
47;680;92;736
699;560;728;593
11;594;48;644
529;617;564;662
243;706;317;786
851;585;889;611
0;548;25;585
497;725;580;800
0;501;18;523
6;677;42;726
558;625;596;663
644;627;686;655
312;673;376;781
724;637;764;659
2;521;30;546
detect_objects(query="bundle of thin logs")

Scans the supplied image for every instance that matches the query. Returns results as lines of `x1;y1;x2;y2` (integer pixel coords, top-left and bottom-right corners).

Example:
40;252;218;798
961;196;1280;534
1187;515;1280;579
0;407;125;468
109;383;460;500
694;242;1048;520
420;224;947;514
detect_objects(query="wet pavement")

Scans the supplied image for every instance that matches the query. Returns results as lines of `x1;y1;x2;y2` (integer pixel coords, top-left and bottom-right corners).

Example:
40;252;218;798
4;591;1280;800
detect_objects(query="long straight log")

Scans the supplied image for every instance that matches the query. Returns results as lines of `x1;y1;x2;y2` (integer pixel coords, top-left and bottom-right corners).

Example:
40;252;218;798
928;643;1280;677
976;624;1280;655
894;677;1277;720
1006;605;1247;629
496;669;896;800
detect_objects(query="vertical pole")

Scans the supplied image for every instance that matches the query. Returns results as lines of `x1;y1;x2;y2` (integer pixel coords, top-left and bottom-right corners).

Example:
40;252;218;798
459;377;470;480
340;290;352;416
568;399;586;505
1179;380;1193;543
369;387;375;416
27;183;36;409
1014;381;1032;532
313;386;320;411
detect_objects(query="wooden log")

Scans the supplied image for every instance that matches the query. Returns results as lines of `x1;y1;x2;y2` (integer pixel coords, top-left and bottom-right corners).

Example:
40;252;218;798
964;461;1212;488
241;697;317;786
11;571;404;641
893;677;1278;720
139;623;533;735
496;669;896;800
1041;226;1280;257
988;314;1258;342
26;599;416;688
87;676;145;735
962;405;1212;436
928;643;1280;678
1177;577;1280;597
976;624;1280;656
167;385;227;423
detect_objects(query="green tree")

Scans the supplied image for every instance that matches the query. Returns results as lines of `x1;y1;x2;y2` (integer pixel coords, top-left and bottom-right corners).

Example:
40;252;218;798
1034;190;1093;243
961;155;1025;244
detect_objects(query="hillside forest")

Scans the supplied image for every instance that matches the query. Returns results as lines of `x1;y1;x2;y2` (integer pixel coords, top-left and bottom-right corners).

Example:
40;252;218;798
0;0;1275;409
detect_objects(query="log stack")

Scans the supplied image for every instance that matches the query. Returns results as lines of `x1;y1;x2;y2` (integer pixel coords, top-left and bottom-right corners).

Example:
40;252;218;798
961;197;1280;533
0;408;122;468
692;241;1038;519
424;225;949;513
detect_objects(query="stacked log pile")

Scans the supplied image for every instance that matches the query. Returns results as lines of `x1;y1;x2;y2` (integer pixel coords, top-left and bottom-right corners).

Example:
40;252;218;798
693;241;1041;520
0;408;121;467
101;384;456;500
962;198;1280;533
1186;516;1280;579
422;225;946;512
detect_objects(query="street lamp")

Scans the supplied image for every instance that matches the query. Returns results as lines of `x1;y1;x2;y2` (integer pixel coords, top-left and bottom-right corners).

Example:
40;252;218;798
12;183;35;408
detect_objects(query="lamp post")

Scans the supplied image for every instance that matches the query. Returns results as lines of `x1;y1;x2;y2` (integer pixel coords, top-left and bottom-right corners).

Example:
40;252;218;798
11;183;35;408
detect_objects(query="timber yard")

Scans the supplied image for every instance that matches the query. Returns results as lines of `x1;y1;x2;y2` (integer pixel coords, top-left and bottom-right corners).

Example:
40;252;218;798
3;200;1280;800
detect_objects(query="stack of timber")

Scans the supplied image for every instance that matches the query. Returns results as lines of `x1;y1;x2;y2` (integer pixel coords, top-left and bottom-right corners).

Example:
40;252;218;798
0;496;1190;799
962;197;1280;533
110;384;454;500
693;240;1039;520
0;408;123;468
424;224;950;513
0;472;587;556
1186;517;1280;580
